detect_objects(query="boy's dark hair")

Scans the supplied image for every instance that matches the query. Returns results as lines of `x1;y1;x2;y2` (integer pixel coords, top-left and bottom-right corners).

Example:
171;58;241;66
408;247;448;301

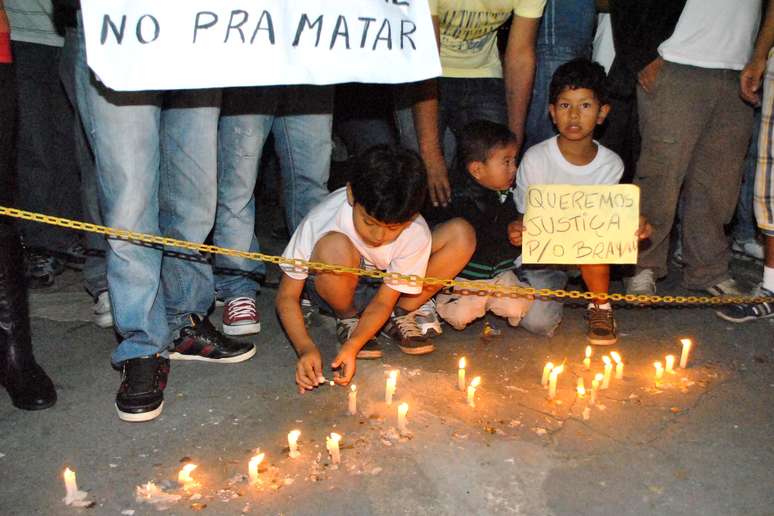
349;145;428;224
549;58;609;105
458;120;518;168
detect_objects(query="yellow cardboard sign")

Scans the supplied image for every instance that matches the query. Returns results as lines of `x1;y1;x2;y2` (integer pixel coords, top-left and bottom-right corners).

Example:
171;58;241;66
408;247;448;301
522;184;640;265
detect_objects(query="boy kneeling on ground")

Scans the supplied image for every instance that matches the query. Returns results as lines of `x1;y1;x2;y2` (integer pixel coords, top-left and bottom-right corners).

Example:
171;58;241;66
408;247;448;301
276;146;475;392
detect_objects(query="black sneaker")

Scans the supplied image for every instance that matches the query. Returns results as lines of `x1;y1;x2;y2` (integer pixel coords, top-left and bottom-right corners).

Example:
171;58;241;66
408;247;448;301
716;285;774;323
52;241;87;270
115;355;169;422
336;317;383;359
586;305;618;346
169;315;256;363
382;308;435;355
24;250;64;289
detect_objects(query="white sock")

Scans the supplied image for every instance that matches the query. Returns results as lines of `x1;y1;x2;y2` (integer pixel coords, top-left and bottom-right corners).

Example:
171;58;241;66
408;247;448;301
763;266;774;292
589;302;612;311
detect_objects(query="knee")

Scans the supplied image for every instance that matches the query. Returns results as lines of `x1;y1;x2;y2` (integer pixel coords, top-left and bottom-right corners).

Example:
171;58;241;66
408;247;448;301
311;232;360;269
435;217;476;257
520;302;563;337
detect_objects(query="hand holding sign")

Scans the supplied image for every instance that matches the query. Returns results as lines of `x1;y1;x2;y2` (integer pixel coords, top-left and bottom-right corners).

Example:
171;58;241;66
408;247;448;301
522;184;641;265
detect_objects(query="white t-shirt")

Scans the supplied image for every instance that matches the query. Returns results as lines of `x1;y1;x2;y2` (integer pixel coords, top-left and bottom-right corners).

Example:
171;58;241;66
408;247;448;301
281;188;432;295
515;136;624;212
658;0;761;71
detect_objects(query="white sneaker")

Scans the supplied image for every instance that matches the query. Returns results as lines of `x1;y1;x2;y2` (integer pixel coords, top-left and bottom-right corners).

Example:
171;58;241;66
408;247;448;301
414;298;442;337
705;278;745;297
732;239;765;261
625;269;656;296
94;291;114;329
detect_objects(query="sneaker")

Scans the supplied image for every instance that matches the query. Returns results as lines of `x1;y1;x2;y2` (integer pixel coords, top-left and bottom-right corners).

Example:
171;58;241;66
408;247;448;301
586;305;618;346
222;296;261;336
625;268;656;296
336;317;382;359
414;298;442;337
57;241;87;270
705;278;745;297
24;250;64;289
115;355;169;422
732;238;765;260
94;291;114;329
170;315;256;363
715;285;774;323
382;308;435;355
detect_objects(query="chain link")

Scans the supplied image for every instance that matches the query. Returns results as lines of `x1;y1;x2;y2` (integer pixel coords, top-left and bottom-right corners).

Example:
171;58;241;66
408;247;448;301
2;205;772;306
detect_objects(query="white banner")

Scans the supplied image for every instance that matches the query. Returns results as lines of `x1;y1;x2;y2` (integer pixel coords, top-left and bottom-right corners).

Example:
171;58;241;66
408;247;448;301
80;0;441;91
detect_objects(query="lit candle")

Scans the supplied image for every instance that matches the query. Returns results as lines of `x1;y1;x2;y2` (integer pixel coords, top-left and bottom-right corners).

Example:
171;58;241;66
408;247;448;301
590;373;603;405
541;362;554;387
610;351;624;380
654;361;664;381
62;467;88;506
177;463;198;489
665;354;675;374
248;451;265;485
583;346;592;370
385;370;398;405
602;356;612;389
326;432;342;464
288;429;301;459
458;357;466;391
576;377;586;399
397;402;409;434
467;376;481;407
548;365;564;400
680;338;692;368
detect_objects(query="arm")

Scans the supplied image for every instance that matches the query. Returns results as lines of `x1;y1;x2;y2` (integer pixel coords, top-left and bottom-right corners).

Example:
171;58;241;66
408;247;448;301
503;15;540;154
276;274;323;393
411;15;452;207
331;284;401;384
741;0;774;104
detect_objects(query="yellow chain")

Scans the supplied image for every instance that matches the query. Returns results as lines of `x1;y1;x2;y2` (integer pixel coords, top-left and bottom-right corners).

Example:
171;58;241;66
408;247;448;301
2;205;772;306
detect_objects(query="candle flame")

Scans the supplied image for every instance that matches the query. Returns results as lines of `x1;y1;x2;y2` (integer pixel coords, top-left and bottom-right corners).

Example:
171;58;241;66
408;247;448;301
585;345;592;359
654;361;663;369
551;365;564;376
680;338;691;347
665;355;675;366
350;384;357;393
388;370;398;381
602;355;611;366
545;361;554;371
63;467;75;481
577;385;586;396
178;463;197;485
459;357;466;369
288;429;301;444
470;376;481;388
398;402;408;415
594;373;604;382
610;351;621;364
248;452;265;484
329;432;342;443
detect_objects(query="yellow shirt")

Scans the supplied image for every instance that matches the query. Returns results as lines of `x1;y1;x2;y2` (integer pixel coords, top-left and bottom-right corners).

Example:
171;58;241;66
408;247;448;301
429;0;545;78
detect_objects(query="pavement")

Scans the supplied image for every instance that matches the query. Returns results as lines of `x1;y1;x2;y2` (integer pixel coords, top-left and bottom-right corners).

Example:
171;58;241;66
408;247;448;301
1;245;773;515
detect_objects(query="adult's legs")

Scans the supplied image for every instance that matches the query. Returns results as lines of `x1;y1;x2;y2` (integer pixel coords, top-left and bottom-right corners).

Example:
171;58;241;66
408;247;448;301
680;70;753;290
732;107;762;245
158;89;222;336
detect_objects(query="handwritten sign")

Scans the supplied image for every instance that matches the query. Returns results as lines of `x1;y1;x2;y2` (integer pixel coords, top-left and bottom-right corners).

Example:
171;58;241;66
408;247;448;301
80;0;441;91
522;184;640;265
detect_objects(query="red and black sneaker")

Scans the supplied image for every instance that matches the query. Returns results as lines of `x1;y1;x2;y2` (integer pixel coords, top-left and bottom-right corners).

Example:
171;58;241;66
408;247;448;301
115;354;169;422
222;296;261;336
170;314;256;363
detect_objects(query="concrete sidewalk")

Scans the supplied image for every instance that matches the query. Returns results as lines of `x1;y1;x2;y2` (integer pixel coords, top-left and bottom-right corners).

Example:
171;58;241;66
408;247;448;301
1;258;773;515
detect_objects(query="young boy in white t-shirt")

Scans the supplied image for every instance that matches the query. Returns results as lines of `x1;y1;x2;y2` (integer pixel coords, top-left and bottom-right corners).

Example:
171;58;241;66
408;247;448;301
515;58;651;345
277;146;475;392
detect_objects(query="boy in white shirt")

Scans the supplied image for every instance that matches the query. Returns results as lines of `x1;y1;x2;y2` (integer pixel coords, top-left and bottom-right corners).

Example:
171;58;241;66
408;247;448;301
277;146;475;392
515;58;651;345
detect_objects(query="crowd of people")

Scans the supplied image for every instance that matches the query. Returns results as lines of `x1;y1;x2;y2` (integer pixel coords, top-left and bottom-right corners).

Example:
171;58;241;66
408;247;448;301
1;0;772;423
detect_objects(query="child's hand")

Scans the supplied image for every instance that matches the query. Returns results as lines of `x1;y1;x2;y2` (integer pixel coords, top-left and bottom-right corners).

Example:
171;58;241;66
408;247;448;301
331;343;358;386
507;219;525;246
636;215;653;241
296;348;323;394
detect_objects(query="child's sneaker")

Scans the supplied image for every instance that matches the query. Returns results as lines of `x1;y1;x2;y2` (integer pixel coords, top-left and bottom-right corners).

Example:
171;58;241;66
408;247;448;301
585;304;617;346
382;308;435;355
715;284;774;323
414;298;442;337
732;238;765;261
93;291;114;329
222;296;261;336
336;317;382;359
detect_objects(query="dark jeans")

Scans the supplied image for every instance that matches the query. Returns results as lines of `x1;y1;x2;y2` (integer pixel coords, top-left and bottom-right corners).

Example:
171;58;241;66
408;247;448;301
12;41;81;250
0;63;14;209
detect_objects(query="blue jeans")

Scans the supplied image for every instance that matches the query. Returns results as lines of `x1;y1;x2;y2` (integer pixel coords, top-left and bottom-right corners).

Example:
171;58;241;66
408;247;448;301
395;77;508;165
517;266;567;336
214;86;332;301
733;106;762;242
78;20;221;364
524;47;589;151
